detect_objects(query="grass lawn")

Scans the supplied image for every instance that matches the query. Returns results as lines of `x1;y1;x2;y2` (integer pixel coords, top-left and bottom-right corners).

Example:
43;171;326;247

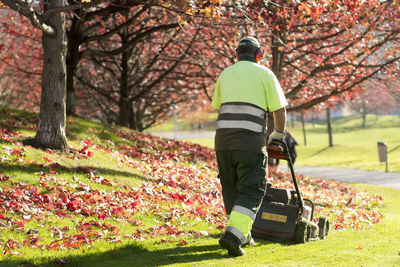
184;114;400;172
2;185;399;267
290;114;400;172
1;109;399;266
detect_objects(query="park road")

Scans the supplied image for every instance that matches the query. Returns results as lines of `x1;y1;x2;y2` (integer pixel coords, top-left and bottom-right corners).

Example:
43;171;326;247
279;165;400;191
148;131;400;190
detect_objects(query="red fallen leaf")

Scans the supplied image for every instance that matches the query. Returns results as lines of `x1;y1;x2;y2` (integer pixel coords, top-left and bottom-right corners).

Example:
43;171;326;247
12;220;25;228
43;157;52;162
128;219;143;226
77;223;92;232
63;235;88;248
45;149;55;154
22;236;40;246
49;168;57;174
56;211;72;218
100;178;112;186
49;163;66;170
83;139;93;146
39;182;48;187
97;214;107;220
47;240;61;250
356;246;363;250
12;149;25;156
0;175;10;181
87;194;104;203
67;200;80;211
178;239;188;246
6;239;20;249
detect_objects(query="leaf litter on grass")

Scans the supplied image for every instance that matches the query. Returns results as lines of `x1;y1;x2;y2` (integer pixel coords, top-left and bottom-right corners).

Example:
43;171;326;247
0;113;385;258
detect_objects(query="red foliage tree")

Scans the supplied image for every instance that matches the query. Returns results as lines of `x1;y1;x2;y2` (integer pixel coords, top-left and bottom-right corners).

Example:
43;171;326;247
201;0;400;114
0;10;42;112
349;79;398;127
0;0;225;150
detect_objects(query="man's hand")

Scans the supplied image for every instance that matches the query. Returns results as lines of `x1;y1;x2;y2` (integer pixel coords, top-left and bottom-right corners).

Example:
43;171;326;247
267;130;286;145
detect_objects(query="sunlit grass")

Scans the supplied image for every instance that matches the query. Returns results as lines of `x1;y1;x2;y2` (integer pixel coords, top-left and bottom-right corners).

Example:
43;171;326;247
185;114;400;172
1;108;399;266
2;186;398;267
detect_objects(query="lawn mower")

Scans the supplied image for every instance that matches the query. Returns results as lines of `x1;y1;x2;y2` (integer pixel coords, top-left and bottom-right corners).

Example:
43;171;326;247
251;141;329;243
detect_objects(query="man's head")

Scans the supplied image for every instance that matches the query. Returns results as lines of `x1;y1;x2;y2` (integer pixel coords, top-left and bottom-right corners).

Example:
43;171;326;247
236;36;263;62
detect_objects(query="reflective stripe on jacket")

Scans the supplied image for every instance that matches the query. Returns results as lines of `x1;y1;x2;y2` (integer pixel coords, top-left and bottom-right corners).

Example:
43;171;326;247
217;102;267;133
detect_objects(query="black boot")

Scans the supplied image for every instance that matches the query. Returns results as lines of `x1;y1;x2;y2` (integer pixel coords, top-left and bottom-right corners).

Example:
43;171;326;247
242;233;255;247
219;231;246;257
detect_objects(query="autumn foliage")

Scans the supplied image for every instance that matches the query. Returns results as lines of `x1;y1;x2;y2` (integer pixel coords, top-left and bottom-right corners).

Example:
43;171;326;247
0;109;384;254
0;12;42;112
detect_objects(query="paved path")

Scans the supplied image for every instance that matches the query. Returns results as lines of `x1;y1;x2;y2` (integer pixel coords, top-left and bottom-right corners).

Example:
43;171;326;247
149;131;400;190
279;165;400;190
147;131;215;139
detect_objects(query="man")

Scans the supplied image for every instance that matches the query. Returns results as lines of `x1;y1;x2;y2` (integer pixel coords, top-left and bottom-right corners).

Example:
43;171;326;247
211;36;288;256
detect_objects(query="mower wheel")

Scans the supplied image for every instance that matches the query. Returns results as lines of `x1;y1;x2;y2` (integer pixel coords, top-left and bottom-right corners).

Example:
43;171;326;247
294;219;310;243
318;217;329;239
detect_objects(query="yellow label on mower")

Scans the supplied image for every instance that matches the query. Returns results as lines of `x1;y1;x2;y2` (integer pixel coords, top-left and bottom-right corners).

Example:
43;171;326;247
261;212;287;223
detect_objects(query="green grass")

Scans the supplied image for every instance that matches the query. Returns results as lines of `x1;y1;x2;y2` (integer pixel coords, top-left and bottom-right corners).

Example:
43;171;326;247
1;108;400;266
290;115;400;172
185;114;400;172
147;113;218;132
1;185;399;266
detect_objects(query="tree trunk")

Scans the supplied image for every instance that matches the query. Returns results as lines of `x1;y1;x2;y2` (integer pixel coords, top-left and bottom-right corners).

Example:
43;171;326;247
117;26;132;127
118;99;132;127
33;0;68;151
327;107;333;147
66;11;85;116
361;111;367;128
66;65;76;116
312;111;316;129
271;29;286;81
301;110;307;146
290;111;295;128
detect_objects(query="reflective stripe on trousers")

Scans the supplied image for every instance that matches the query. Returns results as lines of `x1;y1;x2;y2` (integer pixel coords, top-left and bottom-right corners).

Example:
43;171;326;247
226;205;256;243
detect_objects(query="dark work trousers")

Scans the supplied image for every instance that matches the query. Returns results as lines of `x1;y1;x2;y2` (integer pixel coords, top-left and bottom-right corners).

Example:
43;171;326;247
216;150;268;216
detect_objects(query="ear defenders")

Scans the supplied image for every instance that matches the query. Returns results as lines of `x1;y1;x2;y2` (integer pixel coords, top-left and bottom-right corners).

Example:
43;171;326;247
235;37;264;62
255;47;264;62
235;46;264;62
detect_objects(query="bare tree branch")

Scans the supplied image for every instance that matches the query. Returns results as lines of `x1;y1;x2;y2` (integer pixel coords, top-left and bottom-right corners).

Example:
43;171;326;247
2;0;55;36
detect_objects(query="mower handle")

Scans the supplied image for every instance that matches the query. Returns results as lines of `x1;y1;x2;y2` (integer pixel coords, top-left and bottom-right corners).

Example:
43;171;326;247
267;140;306;218
267;140;288;160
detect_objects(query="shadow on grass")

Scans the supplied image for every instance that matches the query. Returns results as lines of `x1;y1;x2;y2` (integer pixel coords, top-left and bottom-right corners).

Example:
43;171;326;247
0;242;225;267
388;145;400;154
1;236;282;267
0;162;148;182
0;237;286;267
308;146;330;158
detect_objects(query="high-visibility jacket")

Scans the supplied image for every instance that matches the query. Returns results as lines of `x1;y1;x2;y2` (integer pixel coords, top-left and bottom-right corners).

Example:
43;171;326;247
212;59;288;152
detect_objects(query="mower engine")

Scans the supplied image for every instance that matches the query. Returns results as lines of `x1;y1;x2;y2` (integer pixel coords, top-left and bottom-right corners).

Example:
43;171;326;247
251;142;329;243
